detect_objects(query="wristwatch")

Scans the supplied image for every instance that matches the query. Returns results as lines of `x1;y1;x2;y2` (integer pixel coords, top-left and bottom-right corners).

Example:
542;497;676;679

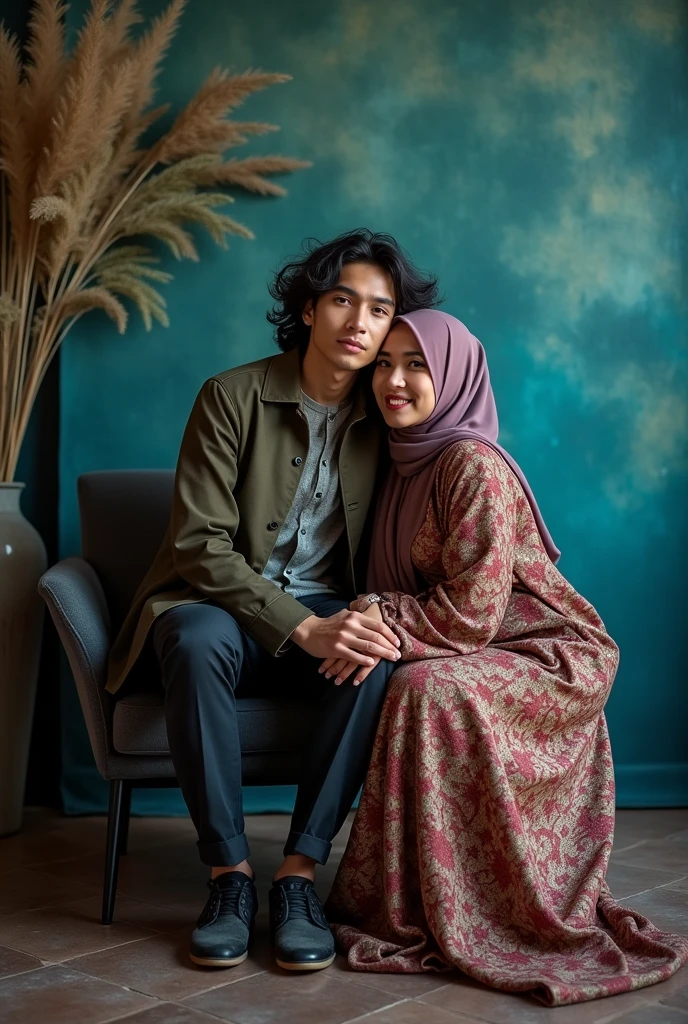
366;593;382;605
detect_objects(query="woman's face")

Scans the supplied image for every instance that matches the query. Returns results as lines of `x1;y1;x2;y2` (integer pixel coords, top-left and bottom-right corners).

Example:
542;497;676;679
373;323;436;427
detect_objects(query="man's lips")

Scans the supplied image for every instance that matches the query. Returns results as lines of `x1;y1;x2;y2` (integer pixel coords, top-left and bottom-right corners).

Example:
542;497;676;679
337;337;365;352
385;394;412;410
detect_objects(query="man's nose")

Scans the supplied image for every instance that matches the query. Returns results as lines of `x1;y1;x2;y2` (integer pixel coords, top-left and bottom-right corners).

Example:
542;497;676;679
346;308;366;332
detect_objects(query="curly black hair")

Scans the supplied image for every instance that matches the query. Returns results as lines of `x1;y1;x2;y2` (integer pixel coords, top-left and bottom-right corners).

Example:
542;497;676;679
267;228;440;353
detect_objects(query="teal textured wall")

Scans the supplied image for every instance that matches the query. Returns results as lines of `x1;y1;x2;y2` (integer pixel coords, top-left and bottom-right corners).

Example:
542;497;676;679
60;0;688;812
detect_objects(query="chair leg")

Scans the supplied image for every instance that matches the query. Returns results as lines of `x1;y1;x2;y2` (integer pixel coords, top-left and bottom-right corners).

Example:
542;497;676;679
118;782;132;857
102;780;124;925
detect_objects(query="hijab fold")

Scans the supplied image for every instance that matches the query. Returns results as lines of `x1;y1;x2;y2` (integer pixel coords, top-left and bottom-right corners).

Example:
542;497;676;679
367;309;560;594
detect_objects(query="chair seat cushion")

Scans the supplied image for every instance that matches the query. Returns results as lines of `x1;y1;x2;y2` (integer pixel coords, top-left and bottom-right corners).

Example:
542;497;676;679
113;691;317;757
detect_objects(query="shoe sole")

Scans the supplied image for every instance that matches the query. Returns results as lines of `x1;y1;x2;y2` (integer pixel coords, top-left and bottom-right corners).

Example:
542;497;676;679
189;950;249;968
276;953;336;971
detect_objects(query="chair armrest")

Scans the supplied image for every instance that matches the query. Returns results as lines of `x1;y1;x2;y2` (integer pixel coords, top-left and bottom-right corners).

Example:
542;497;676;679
38;557;113;777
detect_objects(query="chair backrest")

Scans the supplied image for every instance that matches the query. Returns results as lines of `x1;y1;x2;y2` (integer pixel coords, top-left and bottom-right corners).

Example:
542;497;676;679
78;470;175;633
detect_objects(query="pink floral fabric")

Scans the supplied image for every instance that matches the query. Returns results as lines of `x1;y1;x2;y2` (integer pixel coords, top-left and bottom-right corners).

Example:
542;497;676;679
327;441;688;1006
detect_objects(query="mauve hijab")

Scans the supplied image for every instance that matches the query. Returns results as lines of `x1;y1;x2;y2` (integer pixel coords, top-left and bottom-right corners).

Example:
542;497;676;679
367;309;560;594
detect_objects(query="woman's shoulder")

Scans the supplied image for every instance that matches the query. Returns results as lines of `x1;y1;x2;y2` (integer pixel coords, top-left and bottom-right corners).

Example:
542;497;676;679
437;438;508;475
435;440;516;503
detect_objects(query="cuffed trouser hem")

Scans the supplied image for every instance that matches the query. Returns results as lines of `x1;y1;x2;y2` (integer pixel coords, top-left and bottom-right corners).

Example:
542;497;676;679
284;830;332;865
198;832;250;868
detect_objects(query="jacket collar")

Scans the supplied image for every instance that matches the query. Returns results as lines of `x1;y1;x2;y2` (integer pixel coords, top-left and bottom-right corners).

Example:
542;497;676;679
261;347;302;404
261;347;370;420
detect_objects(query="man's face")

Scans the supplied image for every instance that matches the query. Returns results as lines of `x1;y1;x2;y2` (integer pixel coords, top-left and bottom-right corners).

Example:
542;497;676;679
302;261;396;371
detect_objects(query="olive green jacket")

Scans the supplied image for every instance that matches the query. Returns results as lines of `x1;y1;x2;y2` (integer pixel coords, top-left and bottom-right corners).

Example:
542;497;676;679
105;347;384;694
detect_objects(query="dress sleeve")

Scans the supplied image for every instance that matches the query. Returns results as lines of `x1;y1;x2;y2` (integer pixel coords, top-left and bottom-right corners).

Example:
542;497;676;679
379;442;517;660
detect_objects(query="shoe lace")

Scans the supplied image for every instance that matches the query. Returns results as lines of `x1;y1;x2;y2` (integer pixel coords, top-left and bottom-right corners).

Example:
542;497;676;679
285;886;311;921
212;880;243;916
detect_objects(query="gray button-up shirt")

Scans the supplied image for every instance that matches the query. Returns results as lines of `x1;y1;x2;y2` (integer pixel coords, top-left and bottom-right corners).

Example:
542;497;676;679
262;392;352;598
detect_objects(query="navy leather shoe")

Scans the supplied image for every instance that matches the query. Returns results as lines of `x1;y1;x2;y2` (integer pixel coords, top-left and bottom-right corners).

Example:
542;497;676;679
269;875;335;971
190;871;257;967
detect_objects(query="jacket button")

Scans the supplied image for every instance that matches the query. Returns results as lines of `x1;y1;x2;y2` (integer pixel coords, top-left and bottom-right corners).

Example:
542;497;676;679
292;456;303;466
267;521;279;531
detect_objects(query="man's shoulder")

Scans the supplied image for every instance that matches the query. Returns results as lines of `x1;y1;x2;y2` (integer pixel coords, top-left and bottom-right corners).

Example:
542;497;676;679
210;353;277;393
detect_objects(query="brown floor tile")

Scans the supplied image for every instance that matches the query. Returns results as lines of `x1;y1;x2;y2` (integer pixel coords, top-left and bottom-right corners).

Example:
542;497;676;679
0;822;88;874
661;977;688;1010
125;814;198;849
0;964;156;1024
609;1004;688;1022
244;814;294;843
328;953;452;998
650;964;688;1003
0;944;43;980
114;1004;232;1024
356;1001;477;1023
620;887;688;935
68;926;269;1000
612;812;688;853
605;862;687;899
0;896;154;963
38;850;107;890
0;867;100;918
41;847;208;914
669;881;688;894
185;970;399;1023
611;838;688;875
109;895;196;934
420;975;653;1023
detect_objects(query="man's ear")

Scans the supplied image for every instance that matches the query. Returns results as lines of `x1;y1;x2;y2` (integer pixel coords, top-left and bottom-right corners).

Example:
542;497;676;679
302;298;314;326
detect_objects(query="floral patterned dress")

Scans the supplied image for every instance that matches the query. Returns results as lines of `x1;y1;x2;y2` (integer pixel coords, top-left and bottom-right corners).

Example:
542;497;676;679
326;440;688;1006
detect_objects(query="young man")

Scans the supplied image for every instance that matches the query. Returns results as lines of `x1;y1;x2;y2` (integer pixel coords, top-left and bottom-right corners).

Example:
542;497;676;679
106;229;438;971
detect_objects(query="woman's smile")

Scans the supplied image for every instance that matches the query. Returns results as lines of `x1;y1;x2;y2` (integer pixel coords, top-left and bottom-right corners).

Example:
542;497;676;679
384;393;413;411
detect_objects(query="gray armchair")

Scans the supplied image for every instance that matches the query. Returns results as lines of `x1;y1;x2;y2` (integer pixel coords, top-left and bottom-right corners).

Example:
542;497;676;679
38;470;317;924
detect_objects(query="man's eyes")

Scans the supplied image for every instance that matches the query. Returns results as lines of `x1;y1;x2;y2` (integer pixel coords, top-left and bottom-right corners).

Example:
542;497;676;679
333;296;388;316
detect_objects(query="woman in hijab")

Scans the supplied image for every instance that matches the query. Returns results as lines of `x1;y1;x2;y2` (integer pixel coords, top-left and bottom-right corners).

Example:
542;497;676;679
323;309;688;1006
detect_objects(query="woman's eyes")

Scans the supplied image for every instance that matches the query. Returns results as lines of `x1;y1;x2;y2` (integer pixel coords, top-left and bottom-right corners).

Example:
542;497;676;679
375;360;426;370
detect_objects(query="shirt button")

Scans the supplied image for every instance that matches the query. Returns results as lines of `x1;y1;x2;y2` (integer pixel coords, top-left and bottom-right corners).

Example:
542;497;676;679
322;460;327;466
267;521;279;531
315;492;322;498
292;456;303;466
285;568;292;575
328;414;335;421
300;529;306;535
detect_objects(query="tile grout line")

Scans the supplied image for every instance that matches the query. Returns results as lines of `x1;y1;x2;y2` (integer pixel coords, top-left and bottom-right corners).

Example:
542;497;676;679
617;876;688;900
49;934;161;967
0;888;105;922
338;997;409;1024
610;840;651;855
13;932;162;968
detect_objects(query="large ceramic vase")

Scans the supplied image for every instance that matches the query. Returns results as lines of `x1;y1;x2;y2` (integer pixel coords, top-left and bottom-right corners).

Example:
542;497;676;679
0;483;47;836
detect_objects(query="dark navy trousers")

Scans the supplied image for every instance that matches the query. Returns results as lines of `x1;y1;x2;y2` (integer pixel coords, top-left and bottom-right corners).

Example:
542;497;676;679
151;594;394;868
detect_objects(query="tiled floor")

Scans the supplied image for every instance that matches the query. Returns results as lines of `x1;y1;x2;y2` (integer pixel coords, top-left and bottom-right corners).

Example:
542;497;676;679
0;807;686;1024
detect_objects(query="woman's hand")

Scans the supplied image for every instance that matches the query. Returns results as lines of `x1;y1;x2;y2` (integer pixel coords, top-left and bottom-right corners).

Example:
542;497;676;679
319;599;390;686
